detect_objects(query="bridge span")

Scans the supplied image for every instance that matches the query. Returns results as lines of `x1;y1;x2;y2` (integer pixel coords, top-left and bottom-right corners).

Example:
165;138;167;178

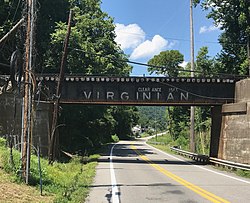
1;75;250;164
36;75;237;106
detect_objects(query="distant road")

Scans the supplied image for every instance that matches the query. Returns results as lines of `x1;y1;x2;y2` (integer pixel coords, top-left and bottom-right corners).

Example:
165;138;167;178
86;139;250;203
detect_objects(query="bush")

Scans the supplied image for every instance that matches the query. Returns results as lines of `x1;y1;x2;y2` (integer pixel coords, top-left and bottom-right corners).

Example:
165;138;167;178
111;134;119;142
0;139;98;202
0;137;5;147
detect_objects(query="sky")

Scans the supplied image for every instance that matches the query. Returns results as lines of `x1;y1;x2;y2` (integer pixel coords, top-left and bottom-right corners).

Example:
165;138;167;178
101;0;222;76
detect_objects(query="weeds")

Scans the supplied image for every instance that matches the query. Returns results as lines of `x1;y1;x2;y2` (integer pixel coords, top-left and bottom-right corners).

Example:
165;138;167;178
0;137;99;202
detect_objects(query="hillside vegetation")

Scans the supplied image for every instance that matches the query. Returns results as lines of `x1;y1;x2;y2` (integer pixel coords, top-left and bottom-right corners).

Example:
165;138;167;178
0;137;98;202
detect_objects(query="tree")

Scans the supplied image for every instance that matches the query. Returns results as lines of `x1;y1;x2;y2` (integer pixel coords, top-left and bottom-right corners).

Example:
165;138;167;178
137;106;168;131
0;0;70;73
47;0;135;155
0;0;24;73
195;0;250;75
1;0;139;156
166;106;190;141
195;46;223;76
46;0;131;75
147;50;184;77
111;106;139;139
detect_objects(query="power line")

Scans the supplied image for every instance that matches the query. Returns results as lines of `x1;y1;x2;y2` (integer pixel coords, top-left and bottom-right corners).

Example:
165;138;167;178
114;30;247;46
157;81;234;100
70;47;248;78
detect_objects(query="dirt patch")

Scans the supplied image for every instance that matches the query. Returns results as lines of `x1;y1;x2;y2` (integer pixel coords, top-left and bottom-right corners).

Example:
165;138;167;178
0;169;54;203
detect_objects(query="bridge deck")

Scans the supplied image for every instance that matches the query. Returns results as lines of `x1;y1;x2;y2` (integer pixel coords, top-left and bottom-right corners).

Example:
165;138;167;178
33;75;238;106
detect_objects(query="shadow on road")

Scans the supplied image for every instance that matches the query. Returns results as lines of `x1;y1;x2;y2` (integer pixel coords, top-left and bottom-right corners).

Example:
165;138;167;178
98;142;207;166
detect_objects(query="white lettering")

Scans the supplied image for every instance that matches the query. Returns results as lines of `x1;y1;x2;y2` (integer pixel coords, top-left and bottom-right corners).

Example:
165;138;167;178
143;92;151;100
157;92;161;100
138;87;150;92
121;92;129;100
83;91;92;99
181;92;189;101
169;88;177;93
107;92;114;100
152;88;161;92
167;93;174;100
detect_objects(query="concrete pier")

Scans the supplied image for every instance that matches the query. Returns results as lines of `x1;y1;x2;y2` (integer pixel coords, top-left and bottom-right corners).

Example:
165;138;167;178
0;93;51;156
218;79;250;164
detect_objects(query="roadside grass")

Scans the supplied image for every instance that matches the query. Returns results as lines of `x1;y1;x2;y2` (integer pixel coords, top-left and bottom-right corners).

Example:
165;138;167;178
147;133;189;151
235;169;250;178
212;165;250;179
147;135;250;180
0;137;99;202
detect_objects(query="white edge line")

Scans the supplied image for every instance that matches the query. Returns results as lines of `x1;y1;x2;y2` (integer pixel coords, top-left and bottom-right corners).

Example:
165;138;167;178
145;143;250;185
110;144;120;203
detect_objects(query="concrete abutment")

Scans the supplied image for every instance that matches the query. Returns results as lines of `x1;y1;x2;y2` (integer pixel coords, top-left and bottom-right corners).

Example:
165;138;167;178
215;79;250;164
0;93;51;156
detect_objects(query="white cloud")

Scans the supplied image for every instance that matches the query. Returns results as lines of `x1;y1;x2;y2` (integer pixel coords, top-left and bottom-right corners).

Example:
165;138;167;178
180;61;188;68
130;35;169;60
115;23;145;50
199;25;220;34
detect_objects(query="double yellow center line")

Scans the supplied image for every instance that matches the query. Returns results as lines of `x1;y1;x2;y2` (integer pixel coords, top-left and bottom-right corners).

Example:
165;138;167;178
130;145;230;203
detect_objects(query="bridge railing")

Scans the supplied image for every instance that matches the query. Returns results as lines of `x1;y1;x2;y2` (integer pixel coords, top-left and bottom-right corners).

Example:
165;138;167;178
170;146;250;171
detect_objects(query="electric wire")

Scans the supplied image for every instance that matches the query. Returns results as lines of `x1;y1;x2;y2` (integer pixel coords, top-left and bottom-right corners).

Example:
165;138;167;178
12;0;22;23
114;30;247;46
70;47;248;78
156;81;235;101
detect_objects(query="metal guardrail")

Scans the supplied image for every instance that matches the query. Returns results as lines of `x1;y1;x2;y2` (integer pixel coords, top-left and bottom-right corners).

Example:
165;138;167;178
209;157;250;171
170;146;250;171
170;147;209;163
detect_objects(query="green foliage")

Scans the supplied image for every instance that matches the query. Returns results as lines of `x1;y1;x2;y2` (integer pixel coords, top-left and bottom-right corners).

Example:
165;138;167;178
149;133;173;144
165;105;211;153
0;137;5;147
0;0;24;74
111;106;139;139
166;106;190;141
46;0;131;75
59;105;115;154
147;50;184;76
236;169;250;178
137;106;167;131
196;0;250;75
0;0;70;73
0;140;99;202
42;0;137;154
59;105;139;154
196;46;219;76
111;134;119;143
1;0;136;156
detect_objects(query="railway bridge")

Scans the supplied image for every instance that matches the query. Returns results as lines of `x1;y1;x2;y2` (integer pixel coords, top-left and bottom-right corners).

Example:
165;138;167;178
0;75;249;164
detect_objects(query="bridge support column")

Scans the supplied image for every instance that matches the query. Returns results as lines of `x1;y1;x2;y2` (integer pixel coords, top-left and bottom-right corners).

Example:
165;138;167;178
32;102;53;156
218;79;250;164
0;93;52;156
0;93;22;147
210;106;222;158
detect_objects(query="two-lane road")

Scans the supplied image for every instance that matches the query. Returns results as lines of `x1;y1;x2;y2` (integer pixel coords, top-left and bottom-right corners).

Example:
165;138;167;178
86;140;250;203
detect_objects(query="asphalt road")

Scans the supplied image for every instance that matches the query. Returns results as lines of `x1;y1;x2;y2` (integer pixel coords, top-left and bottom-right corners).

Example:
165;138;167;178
86;139;250;203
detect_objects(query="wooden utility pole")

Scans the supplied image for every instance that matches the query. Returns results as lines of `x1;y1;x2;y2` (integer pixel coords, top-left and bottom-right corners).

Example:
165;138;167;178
22;0;35;183
48;10;73;164
190;0;195;152
247;38;250;75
